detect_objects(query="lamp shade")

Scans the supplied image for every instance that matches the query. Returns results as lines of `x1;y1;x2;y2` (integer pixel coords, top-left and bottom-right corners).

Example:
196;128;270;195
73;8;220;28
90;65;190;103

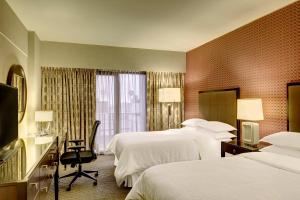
159;88;181;103
237;99;264;121
35;111;53;122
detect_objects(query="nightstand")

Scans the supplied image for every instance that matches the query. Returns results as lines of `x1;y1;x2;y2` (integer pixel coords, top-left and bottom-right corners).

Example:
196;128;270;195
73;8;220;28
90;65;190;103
221;140;268;157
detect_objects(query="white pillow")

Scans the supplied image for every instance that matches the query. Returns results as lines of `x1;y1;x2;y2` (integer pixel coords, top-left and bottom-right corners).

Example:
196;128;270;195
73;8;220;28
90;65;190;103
260;145;300;159
197;121;237;132
218;138;233;142
211;132;237;140
260;132;300;150
181;118;207;127
180;126;236;141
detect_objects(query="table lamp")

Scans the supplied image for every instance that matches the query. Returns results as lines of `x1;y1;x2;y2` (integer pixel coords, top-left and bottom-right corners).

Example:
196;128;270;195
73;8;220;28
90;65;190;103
237;98;264;145
159;88;181;129
35;111;53;136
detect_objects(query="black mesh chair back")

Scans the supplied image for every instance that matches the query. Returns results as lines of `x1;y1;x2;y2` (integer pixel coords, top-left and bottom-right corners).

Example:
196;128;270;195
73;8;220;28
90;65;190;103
89;120;100;158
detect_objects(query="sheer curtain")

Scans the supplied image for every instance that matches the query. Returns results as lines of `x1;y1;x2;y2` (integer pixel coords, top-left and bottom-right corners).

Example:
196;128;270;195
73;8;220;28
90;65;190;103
95;72;146;153
119;74;146;133
95;74;116;153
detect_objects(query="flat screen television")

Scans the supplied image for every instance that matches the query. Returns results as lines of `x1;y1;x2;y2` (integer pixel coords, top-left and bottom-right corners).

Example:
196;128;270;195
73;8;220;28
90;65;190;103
0;83;18;149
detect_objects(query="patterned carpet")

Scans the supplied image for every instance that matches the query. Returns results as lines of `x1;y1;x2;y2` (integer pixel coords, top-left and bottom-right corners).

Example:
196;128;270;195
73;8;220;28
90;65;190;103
48;155;130;200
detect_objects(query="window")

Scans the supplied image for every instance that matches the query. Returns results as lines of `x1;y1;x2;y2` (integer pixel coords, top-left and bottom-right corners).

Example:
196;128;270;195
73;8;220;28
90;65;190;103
95;73;146;152
119;74;146;133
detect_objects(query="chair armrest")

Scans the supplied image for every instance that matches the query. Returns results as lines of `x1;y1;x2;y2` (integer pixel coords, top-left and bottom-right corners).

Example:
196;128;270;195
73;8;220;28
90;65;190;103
69;139;84;143
68;146;86;151
68;139;84;146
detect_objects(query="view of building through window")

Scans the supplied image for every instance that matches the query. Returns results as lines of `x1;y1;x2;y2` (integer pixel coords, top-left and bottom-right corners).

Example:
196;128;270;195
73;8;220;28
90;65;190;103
95;73;146;152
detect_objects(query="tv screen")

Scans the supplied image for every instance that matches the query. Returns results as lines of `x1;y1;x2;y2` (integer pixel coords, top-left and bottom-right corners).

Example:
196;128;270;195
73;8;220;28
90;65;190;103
0;83;18;148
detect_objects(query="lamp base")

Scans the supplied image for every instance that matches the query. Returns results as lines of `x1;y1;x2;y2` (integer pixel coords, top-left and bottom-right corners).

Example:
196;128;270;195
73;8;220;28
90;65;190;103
242;121;259;145
167;104;171;129
39;131;50;137
36;122;51;136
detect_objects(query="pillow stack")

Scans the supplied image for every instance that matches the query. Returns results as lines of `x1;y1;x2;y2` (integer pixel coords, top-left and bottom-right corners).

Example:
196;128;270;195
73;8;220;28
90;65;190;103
260;132;300;159
181;118;237;141
181;118;207;127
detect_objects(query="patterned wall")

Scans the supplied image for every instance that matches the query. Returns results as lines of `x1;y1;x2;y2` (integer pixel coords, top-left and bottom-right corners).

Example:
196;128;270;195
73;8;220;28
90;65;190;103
185;1;300;137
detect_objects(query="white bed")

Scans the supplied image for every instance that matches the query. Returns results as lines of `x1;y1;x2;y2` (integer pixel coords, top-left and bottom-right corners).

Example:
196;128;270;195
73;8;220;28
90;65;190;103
126;151;300;200
108;88;240;187
108;127;224;187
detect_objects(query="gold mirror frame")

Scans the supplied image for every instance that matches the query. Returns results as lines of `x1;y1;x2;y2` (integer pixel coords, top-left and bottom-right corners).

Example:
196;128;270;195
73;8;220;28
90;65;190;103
6;65;27;123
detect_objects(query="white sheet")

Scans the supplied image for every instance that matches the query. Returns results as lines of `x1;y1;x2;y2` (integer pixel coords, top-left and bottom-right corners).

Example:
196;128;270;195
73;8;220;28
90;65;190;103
108;128;221;187
126;152;300;200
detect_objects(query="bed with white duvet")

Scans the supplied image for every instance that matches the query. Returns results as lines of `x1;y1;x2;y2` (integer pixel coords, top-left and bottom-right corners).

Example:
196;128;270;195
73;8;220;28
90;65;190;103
126;152;300;200
108;119;237;187
126;131;300;200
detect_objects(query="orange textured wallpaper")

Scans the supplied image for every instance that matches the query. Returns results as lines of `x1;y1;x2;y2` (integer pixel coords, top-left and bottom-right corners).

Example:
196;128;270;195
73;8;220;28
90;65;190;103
185;1;300;138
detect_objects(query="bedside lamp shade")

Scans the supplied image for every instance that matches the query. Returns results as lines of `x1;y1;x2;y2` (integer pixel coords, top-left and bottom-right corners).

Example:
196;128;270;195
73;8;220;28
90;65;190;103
35;111;53;122
237;99;264;121
159;88;181;103
237;99;263;146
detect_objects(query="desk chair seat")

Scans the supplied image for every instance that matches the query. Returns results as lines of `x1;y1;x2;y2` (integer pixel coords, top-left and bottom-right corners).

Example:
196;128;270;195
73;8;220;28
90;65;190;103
60;121;100;191
60;151;96;164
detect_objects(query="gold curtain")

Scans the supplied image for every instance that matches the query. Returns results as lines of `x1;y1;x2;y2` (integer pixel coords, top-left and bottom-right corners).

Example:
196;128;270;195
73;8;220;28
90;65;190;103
41;67;96;148
146;72;184;131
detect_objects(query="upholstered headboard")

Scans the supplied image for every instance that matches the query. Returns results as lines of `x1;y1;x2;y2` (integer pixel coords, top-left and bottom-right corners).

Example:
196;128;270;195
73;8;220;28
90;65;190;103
287;82;300;132
198;88;240;137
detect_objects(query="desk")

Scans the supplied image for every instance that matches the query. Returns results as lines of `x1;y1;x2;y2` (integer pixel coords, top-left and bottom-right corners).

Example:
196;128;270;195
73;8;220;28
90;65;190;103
0;136;63;200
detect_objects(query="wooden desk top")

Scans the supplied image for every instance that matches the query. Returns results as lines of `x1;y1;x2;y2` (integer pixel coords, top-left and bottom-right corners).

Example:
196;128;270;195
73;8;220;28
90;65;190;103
0;135;59;184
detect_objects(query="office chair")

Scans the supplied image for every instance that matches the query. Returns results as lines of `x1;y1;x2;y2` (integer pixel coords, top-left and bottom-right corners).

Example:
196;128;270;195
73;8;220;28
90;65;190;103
60;120;100;191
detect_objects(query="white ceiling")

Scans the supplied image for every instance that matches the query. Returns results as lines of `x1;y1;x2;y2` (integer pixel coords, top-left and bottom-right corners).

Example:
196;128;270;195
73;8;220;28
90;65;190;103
6;0;297;52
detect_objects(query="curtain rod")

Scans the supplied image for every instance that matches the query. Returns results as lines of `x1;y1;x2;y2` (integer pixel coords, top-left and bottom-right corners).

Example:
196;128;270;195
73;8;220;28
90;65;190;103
96;69;146;74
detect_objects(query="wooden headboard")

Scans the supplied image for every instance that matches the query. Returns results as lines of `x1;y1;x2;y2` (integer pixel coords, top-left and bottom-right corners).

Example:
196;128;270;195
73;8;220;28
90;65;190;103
198;88;240;138
287;82;300;132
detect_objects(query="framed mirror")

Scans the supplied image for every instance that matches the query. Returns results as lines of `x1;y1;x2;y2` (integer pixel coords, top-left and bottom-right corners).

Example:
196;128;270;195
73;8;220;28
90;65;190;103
6;65;27;123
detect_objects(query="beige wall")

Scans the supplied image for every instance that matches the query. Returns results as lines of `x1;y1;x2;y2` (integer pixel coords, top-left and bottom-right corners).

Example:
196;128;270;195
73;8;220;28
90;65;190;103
0;0;186;139
27;31;41;133
0;0;28;137
40;41;186;72
0;0;28;54
0;0;40;137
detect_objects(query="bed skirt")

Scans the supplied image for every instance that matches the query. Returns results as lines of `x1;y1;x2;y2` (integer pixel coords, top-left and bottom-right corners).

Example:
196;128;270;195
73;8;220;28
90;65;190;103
114;156;141;187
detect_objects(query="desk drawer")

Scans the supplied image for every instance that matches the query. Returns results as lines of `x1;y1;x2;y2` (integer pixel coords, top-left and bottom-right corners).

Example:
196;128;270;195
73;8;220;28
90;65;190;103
39;142;58;194
27;169;39;200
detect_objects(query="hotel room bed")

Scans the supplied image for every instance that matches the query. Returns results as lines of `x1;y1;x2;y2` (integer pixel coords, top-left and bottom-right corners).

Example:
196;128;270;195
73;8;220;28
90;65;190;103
108;128;222;186
126;151;300;200
108;88;240;187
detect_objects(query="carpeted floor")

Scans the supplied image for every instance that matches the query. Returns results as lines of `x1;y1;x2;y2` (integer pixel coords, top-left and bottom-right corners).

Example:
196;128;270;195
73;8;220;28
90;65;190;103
48;155;130;200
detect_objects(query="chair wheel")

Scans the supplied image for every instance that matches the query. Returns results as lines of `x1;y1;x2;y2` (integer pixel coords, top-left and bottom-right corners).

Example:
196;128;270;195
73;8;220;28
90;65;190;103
95;172;98;177
66;187;71;191
93;181;97;186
